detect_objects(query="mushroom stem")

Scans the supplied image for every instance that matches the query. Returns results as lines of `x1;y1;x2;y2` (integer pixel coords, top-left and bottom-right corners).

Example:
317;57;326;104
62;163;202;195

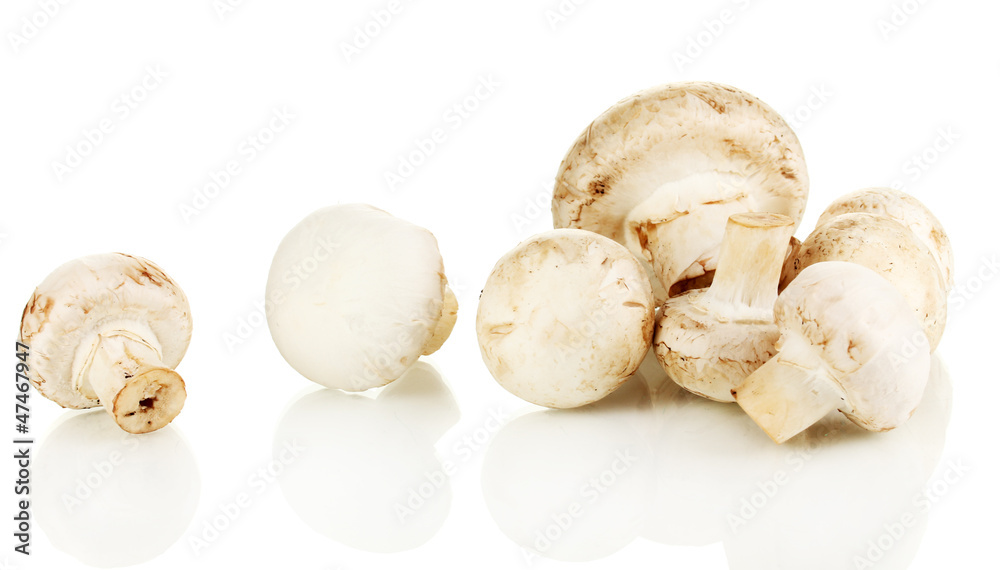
698;213;795;322
732;334;848;444
73;323;186;434
422;285;458;356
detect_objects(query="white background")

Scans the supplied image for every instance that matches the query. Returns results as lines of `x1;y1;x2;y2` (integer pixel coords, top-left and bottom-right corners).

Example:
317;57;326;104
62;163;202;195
2;0;998;568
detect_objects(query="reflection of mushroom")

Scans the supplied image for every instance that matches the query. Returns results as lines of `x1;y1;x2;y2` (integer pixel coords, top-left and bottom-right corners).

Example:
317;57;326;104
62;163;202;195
655;213;795;402
476;229;654;408
733;262;931;444
641;357;786;547
481;381;654;562
20;253;191;434
35;410;200;567
816;187;953;290
274;363;458;553
782;213;947;350
724;357;952;570
552;81;808;300
266;204;457;391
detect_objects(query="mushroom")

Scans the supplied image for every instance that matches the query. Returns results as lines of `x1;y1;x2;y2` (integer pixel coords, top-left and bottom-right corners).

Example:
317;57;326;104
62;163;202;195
19;253;191;434
266;203;457;391
816;187;954;290
782;212;947;350
654;212;795;402
476;228;655;408
732;261;931;444
552;81;809;301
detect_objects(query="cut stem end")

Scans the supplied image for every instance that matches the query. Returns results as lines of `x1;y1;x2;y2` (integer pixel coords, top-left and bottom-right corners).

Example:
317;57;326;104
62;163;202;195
733;354;846;444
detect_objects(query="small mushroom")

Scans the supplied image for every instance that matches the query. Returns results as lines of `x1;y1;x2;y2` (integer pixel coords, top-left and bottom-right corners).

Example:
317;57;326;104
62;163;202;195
654;212;795;402
552;81;808;300
266;204;457;391
476;229;655;408
783;212;947;350
20;253;191;434
732;261;931;444
816;187;954;290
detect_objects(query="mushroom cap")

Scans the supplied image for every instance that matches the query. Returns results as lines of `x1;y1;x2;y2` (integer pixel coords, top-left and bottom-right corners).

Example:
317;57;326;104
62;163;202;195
787;213;947;350
266;204;451;391
19;253;192;410
817;187;954;290
476;229;654;408
776;262;930;431
654;289;779;403
552;81;808;295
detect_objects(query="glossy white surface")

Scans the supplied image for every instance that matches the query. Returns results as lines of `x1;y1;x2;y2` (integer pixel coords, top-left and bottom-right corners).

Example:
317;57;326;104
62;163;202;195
1;0;997;568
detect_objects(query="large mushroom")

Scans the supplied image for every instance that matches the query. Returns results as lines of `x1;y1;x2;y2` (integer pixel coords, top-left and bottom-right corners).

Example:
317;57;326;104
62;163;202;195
20;253;192;434
552;81;809;300
476;229;655;408
733;262;931;444
266;204;457;391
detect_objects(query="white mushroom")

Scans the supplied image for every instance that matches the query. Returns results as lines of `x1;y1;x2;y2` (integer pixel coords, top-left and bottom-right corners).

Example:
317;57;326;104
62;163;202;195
783;212;947;350
732;262;931;444
552;81;808;300
266;204;457;391
19;253;191;434
476;229;654;408
816;187;954;290
654;212;795;402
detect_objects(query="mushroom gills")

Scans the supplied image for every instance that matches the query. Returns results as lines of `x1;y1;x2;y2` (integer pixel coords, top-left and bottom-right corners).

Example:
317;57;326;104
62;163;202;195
624;172;755;292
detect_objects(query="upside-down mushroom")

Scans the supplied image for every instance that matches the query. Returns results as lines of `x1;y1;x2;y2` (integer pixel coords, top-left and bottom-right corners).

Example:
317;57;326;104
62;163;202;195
20;253;192;434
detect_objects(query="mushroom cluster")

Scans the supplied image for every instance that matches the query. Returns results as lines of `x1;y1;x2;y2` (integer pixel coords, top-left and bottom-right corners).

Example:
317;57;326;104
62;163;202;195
19;82;951;451
477;82;951;445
